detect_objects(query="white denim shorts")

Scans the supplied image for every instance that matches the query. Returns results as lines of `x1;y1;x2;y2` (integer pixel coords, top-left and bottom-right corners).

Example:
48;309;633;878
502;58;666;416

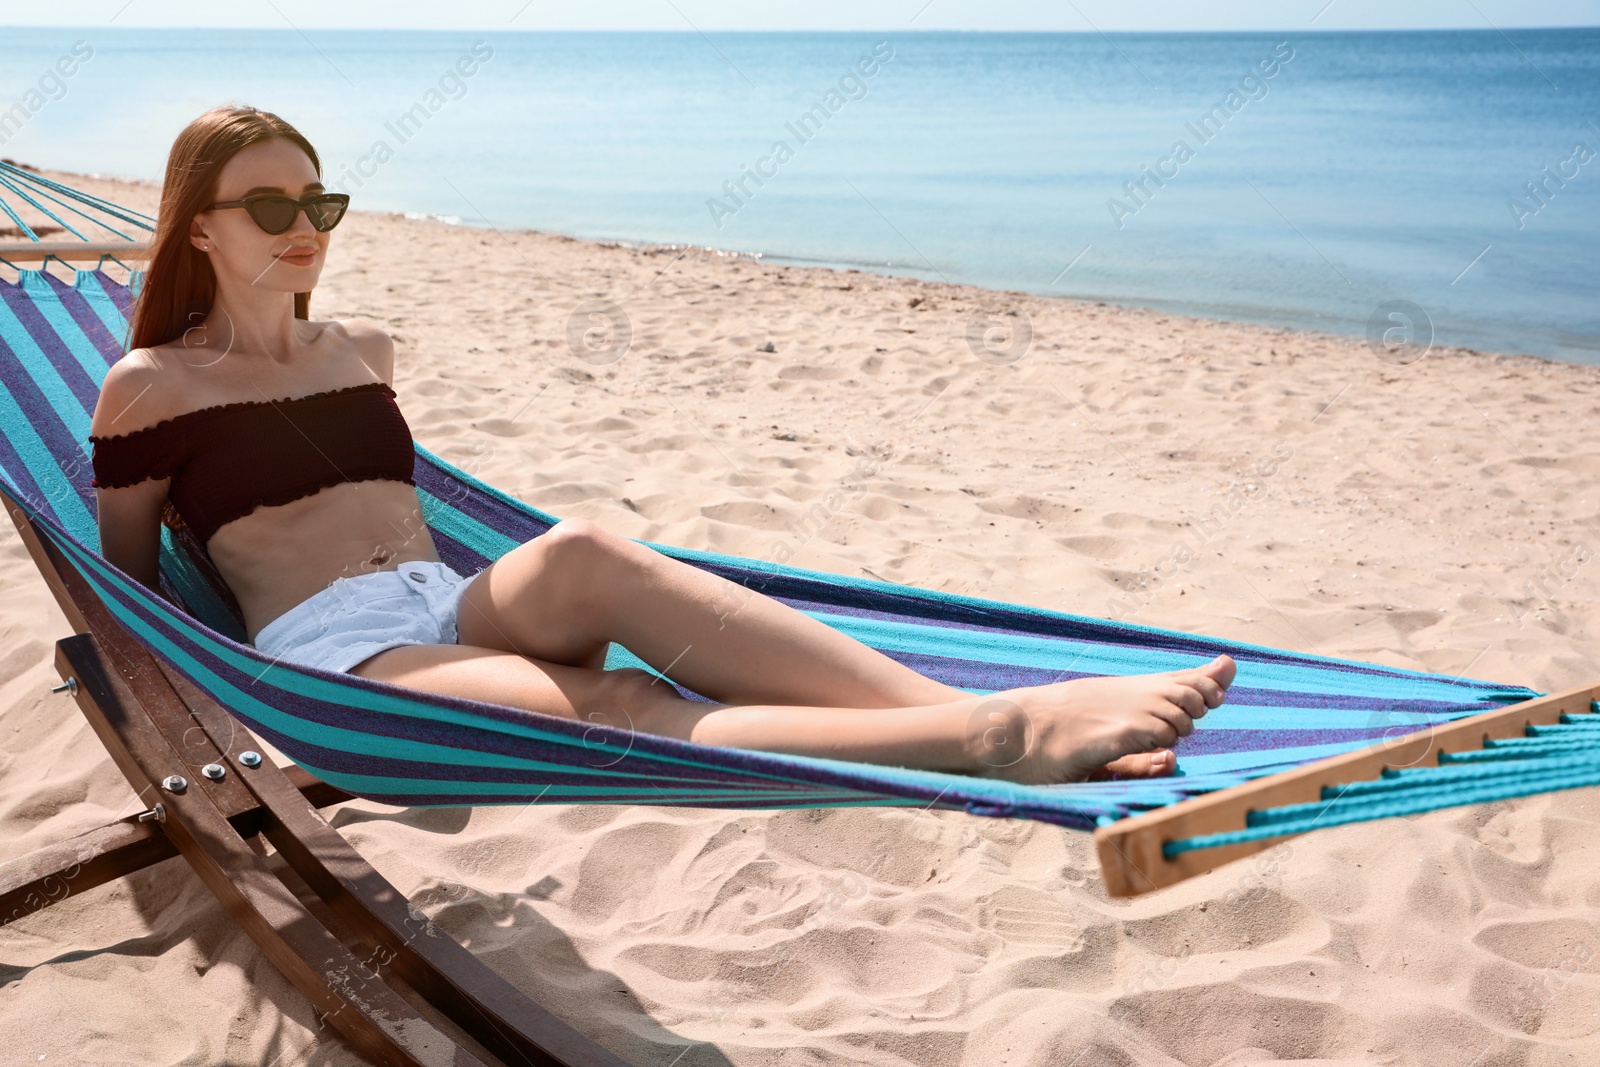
252;559;481;674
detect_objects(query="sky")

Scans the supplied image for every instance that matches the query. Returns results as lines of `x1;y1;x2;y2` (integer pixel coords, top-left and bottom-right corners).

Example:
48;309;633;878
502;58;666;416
1;0;1597;31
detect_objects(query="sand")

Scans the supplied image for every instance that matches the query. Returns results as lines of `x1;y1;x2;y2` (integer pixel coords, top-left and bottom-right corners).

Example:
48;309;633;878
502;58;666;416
1;167;1598;1066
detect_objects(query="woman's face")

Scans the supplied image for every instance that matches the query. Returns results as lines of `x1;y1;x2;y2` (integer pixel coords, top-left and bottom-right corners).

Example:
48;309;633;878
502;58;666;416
191;137;329;295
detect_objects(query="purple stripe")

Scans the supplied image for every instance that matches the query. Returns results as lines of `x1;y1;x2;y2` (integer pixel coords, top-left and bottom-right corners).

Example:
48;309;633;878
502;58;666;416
426;524;493;581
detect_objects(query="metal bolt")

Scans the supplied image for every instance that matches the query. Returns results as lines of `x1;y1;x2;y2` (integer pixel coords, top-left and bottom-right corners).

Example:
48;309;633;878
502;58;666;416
163;774;188;794
239;750;262;768
137;803;166;824
50;677;77;696
201;763;226;781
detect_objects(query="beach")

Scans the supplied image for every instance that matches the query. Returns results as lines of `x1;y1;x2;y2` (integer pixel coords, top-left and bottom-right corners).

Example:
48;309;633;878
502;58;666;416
2;167;1599;1065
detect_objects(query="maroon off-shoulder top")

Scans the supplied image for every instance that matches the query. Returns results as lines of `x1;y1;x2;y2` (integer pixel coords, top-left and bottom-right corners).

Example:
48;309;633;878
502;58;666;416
88;381;417;544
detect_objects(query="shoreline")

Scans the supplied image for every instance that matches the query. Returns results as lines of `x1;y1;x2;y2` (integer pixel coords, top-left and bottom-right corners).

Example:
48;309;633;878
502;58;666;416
374;217;1599;370
22;162;1595;370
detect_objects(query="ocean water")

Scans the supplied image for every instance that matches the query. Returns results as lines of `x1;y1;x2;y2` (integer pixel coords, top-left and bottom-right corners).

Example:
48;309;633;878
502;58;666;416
2;26;1597;362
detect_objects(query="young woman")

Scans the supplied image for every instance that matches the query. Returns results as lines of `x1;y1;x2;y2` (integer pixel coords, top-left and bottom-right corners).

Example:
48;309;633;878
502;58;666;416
90;105;1235;786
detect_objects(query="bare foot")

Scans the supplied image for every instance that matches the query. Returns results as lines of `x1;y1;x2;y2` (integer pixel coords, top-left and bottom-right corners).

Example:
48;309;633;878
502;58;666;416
967;654;1236;785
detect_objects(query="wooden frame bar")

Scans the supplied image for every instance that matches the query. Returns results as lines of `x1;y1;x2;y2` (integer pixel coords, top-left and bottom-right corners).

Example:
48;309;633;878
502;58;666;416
1;815;170;926
4;489;631;1066
1;765;345;927
0;241;149;262
1094;682;1597;897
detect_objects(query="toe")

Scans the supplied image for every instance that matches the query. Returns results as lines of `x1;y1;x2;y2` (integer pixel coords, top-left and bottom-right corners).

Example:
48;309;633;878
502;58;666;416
1205;653;1238;688
1087;748;1176;781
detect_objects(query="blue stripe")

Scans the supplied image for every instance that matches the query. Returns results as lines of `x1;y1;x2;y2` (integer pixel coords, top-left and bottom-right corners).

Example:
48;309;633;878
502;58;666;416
69;270;136;356
12;271;113;403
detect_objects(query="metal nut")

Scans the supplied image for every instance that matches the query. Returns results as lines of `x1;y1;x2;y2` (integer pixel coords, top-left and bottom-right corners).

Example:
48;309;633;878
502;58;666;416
239;751;262;768
163;774;188;794
201;763;226;781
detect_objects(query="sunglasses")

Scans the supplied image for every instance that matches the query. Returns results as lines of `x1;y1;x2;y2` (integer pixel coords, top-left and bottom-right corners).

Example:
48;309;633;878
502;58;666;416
205;192;351;235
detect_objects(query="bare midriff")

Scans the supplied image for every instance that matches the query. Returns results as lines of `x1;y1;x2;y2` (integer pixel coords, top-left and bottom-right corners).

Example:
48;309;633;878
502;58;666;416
206;477;443;643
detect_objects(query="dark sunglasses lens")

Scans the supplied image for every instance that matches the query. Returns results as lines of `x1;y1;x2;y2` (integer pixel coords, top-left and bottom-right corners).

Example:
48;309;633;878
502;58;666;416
307;195;348;231
247;197;299;234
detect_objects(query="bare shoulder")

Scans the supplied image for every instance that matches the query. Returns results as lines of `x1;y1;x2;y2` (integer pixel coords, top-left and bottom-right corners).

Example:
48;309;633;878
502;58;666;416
90;349;176;439
329;317;396;385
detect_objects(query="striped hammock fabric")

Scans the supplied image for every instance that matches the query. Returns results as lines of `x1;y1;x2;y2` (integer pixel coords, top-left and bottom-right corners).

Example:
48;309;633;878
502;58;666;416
0;266;1543;836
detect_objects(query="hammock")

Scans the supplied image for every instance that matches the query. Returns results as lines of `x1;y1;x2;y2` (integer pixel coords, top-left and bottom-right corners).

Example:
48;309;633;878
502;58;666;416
1;261;1562;851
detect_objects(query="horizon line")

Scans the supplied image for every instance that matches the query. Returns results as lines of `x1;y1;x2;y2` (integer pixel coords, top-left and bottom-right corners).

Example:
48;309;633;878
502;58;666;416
4;23;1600;33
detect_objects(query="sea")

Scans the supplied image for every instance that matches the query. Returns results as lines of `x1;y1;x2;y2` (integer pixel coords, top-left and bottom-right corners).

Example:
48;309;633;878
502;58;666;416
2;26;1597;362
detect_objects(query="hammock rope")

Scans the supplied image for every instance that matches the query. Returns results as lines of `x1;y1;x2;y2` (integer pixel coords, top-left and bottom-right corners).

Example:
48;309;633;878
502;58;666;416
1164;702;1600;855
0;160;158;243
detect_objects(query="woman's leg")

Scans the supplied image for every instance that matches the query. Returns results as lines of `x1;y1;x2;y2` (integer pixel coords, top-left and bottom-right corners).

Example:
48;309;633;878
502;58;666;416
454;517;970;709
350;638;1237;785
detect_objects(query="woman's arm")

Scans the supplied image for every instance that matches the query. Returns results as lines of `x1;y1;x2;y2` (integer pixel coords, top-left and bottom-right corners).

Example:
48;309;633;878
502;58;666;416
89;356;173;598
94;483;168;596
